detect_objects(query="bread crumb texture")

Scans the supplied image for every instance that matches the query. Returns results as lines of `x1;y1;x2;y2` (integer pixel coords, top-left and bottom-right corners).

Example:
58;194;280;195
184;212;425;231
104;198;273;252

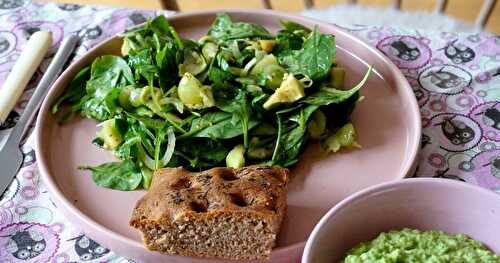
130;166;289;260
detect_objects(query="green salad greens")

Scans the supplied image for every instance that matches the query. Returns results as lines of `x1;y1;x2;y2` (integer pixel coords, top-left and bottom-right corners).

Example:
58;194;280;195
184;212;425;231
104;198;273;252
53;13;372;191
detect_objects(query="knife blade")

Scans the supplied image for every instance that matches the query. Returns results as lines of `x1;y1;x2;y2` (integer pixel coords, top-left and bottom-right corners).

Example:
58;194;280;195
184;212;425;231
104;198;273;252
0;35;79;196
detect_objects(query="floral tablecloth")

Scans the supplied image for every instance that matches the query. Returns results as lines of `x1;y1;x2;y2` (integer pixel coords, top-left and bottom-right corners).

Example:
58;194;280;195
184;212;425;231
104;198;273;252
0;1;499;262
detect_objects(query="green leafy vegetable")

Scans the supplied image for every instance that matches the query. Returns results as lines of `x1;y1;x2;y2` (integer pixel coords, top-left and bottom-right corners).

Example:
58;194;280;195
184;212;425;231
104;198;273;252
80;160;142;191
53;14;372;191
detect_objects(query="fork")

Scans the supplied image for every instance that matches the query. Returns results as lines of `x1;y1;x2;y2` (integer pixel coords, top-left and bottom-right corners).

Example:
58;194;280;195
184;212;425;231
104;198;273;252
0;35;79;196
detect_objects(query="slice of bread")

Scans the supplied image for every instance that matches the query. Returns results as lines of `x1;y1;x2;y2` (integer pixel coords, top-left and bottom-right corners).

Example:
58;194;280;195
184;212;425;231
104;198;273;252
130;166;289;260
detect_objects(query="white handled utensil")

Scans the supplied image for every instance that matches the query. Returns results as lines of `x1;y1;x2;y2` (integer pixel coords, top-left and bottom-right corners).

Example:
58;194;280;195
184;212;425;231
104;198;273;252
0;35;79;196
0;31;52;123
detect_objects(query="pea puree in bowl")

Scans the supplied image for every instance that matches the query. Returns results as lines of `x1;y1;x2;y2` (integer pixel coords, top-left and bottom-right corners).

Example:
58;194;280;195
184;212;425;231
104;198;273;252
343;228;499;262
302;178;500;263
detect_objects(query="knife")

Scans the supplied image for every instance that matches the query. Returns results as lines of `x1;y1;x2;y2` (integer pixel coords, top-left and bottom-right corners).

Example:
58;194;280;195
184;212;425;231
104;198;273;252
0;35;79;196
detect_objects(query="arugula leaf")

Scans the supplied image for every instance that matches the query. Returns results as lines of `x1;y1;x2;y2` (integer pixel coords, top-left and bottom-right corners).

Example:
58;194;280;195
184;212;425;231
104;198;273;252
80;160;142;191
208;13;272;42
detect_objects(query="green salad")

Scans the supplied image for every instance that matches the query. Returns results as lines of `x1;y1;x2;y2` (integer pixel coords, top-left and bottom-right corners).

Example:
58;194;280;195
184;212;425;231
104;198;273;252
53;13;372;191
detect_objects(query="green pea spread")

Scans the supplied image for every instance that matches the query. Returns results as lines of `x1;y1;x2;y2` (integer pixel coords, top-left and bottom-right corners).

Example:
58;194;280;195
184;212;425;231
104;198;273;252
343;228;500;263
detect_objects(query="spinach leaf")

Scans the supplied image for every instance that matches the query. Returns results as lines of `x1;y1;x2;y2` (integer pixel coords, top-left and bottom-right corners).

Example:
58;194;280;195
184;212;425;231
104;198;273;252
216;89;254;147
91;55;133;84
80;160;142;191
79;55;134;120
208;13;272;42
271;104;319;166
51;66;91;114
280;21;311;34
303;66;372;106
279;26;335;81
175;138;229;168
186;111;259;139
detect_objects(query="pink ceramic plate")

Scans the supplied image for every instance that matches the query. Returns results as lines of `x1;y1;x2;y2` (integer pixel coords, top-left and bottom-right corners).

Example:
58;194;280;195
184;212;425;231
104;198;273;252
35;9;420;263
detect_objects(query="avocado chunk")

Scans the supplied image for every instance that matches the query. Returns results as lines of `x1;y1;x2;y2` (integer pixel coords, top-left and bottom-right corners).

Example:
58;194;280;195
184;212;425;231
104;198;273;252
250;54;278;76
178;72;215;110
226;144;245;168
97;119;123;150
263;74;305;110
259;39;276;53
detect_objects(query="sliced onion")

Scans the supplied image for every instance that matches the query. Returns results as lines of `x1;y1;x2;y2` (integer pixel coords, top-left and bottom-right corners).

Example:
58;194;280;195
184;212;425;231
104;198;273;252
161;127;176;167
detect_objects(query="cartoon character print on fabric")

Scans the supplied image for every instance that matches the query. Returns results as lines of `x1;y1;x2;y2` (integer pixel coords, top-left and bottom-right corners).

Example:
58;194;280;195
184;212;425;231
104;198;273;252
56;3;82;11
493;68;500;78
422;134;431;148
79;25;102;40
0;110;19;130
441;117;475;146
427;113;482;152
0;31;16;59
0;222;60;263
0;0;27;9
376;35;431;69
468;149;500;188
129;12;147;25
433;168;465;182
70;235;109;261
470;102;500;141
418;65;472;95
12;21;64;51
407;77;429;107
441;39;475;64
7;228;46;260
107;9;158;36
21;146;36;167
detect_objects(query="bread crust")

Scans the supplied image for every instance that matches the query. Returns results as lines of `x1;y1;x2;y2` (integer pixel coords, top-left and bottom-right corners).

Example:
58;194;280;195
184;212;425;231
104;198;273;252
130;166;289;260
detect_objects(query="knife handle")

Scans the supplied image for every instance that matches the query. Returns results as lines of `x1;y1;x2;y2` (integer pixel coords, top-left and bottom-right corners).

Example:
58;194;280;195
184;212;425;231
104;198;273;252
0;31;52;123
6;35;79;146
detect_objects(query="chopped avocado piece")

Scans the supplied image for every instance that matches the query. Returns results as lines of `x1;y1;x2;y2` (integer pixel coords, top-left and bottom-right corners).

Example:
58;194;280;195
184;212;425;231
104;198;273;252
263;64;286;89
178;72;214;110
97;119;123;150
226;144;245;168
263;74;305;110
259;39;275;53
179;50;207;76
330;67;345;89
202;42;218;63
250;54;278;76
321;123;361;152
121;37;132;56
307;110;326;139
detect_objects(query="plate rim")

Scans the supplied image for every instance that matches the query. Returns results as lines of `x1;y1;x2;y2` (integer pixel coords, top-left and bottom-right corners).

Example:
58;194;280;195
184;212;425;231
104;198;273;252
35;8;421;258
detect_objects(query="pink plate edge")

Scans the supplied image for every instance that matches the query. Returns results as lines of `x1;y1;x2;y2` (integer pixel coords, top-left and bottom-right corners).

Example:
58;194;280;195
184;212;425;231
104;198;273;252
34;8;422;259
301;178;500;263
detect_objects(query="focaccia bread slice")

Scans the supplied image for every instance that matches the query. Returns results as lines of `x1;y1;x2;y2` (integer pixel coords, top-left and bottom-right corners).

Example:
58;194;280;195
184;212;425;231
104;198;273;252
130;166;289;260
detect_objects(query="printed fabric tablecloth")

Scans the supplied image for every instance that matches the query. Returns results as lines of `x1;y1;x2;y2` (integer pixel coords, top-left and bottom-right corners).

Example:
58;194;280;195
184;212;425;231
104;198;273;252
0;1;499;262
